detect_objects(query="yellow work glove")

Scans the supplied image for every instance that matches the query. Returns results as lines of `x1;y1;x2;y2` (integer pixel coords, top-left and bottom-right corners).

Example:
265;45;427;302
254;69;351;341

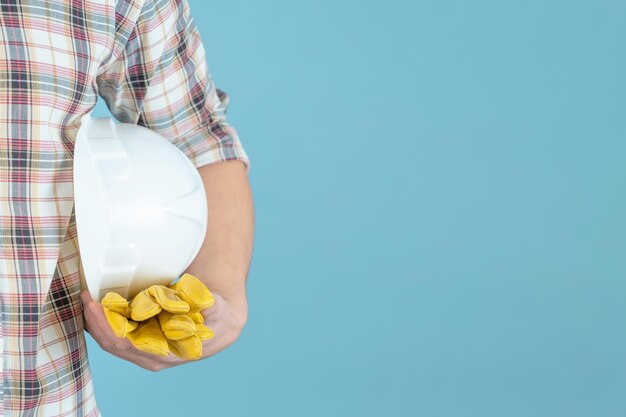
158;274;216;359
187;311;205;324
100;273;216;361
167;323;214;360
101;292;131;318
126;316;169;356
157;311;196;340
168;273;214;313
101;292;137;338
129;285;189;321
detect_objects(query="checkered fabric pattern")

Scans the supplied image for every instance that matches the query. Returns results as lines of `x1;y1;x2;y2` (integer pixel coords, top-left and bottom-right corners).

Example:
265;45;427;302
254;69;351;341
0;0;250;415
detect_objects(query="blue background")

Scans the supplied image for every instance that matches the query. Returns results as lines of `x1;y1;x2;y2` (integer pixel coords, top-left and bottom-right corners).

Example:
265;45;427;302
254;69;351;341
88;0;626;416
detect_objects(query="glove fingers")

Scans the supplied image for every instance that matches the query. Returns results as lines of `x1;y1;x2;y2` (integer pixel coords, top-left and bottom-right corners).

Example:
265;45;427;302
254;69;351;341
127;318;139;334
103;307;138;338
167;340;182;358
147;285;189;314
127;317;169;356
195;323;214;341
186;311;204;324
105;279;214;359
168;334;202;360
157;311;196;340
171;273;214;312
130;290;162;321
101;292;131;318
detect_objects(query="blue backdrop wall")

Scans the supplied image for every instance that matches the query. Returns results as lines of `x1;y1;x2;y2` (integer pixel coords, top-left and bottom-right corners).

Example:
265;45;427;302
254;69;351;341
88;1;626;416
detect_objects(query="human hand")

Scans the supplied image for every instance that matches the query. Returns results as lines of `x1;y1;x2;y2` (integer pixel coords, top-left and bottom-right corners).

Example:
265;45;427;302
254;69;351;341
81;280;248;371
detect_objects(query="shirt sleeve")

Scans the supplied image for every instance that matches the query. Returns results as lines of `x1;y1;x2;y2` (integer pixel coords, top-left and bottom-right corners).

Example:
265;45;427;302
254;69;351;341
95;0;251;173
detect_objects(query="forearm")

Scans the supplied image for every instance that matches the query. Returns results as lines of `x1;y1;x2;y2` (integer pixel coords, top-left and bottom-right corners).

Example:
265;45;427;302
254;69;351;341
183;160;254;316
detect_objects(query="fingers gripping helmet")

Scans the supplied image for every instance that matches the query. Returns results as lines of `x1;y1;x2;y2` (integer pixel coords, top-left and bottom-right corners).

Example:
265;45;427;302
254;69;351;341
73;110;208;302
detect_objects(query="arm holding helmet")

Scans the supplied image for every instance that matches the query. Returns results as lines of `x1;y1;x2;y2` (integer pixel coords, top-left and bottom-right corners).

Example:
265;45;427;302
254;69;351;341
81;159;253;371
81;0;254;370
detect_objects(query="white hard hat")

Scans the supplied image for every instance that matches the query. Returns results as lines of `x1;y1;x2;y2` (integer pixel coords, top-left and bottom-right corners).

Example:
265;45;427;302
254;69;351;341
74;110;207;302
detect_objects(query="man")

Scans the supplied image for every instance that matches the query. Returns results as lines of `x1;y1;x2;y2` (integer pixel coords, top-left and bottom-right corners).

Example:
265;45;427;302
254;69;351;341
0;0;254;415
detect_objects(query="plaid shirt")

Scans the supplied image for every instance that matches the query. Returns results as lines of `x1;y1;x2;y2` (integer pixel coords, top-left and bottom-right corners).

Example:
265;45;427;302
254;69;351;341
0;0;250;415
